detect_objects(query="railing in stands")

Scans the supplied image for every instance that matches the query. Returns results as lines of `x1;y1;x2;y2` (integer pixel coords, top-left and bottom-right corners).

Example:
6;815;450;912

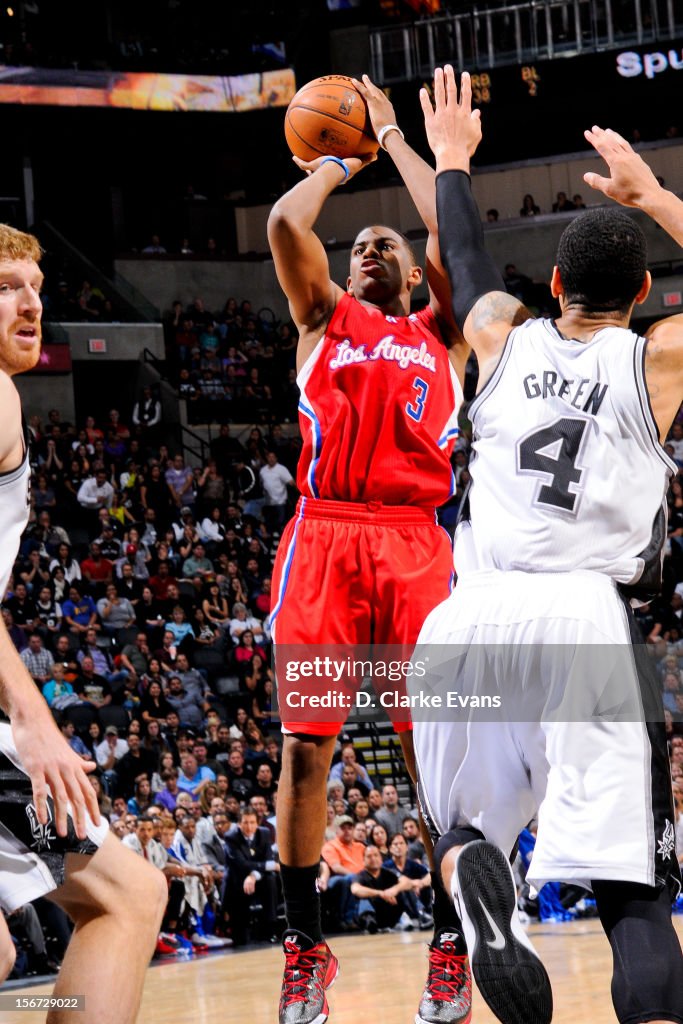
40;221;160;324
142;348;211;464
370;0;682;82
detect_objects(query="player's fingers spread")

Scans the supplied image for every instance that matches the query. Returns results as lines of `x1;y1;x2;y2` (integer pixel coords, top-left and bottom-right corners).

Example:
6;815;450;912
31;777;48;825
50;784;69;837
444;64;457;105
459;69;471;110
584;171;609;193
433;67;445;109
419;87;433;118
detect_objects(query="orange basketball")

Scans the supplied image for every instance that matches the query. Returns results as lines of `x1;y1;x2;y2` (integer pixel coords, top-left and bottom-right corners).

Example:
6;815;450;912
284;75;379;162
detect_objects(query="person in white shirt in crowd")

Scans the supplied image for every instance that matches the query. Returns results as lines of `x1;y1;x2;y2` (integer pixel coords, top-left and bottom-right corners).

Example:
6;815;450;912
229;601;264;645
77;465;115;513
259;450;294;532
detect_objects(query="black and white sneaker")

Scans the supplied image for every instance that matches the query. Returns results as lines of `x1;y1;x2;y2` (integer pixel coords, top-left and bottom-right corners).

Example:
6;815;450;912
453;841;552;1024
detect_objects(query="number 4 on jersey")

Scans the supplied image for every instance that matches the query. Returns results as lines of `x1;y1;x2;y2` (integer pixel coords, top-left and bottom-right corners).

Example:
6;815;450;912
517;416;589;513
406;377;429;422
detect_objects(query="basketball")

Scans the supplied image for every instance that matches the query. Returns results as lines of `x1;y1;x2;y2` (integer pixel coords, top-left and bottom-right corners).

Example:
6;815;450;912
284;74;379;163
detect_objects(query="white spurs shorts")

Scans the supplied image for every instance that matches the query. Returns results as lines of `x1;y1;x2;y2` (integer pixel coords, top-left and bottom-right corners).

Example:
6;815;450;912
0;722;108;913
411;568;680;897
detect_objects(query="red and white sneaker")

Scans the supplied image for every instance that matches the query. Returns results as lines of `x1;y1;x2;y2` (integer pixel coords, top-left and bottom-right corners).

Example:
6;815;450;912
278;929;339;1024
416;928;472;1024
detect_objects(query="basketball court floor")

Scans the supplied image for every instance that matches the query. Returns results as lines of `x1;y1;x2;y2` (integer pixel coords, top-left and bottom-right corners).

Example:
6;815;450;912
3;917;682;1022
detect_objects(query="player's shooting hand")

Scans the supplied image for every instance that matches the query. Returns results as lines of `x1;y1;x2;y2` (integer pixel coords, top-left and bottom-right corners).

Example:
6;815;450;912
292;152;377;184
12;704;100;840
420;66;482;168
583;126;663;209
352;75;397;139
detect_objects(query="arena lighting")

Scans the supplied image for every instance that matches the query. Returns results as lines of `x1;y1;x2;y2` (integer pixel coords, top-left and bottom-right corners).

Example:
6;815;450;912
6;7;14;15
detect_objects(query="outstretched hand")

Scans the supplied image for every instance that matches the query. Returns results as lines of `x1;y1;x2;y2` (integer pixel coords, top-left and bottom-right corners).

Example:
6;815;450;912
352;74;397;140
293;151;376;183
420;66;482;169
12;707;100;840
583;126;663;209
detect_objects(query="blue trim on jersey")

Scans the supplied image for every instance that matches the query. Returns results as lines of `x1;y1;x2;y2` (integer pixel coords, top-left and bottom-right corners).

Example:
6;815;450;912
437;427;460;449
448;466;456;498
270;499;306;636
298;401;322;499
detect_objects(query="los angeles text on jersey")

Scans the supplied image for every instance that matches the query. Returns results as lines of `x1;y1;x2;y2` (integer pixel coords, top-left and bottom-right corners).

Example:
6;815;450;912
523;370;608;414
329;336;437;373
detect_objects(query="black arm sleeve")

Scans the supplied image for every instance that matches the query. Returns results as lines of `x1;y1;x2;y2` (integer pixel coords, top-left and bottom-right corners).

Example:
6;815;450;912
436;169;507;331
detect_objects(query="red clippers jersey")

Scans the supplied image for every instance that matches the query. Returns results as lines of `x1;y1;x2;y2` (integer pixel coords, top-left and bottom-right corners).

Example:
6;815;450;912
297;293;462;505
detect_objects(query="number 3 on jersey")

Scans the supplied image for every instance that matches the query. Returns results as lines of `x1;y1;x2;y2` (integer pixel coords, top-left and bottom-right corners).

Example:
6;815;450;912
517;415;589;513
406;377;429;423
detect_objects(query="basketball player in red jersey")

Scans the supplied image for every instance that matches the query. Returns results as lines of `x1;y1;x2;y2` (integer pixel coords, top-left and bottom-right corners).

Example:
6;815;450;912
268;78;473;1024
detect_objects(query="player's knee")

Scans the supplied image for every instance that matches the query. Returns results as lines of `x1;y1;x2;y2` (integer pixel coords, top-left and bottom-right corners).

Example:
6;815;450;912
283;734;335;792
433;826;485;877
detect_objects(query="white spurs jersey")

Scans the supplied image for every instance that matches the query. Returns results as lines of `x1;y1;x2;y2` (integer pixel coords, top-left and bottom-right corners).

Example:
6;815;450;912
460;317;675;591
0;421;31;598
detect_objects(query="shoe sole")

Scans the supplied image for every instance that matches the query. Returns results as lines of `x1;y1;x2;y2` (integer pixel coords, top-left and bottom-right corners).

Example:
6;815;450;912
454;841;552;1024
415;1011;472;1024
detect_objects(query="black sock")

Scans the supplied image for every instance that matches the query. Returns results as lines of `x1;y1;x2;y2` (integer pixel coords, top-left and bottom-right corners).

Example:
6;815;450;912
280;862;323;943
432;871;463;942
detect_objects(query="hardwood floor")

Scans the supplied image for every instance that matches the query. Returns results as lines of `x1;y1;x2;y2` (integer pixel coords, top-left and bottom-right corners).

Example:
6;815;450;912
3;917;682;1023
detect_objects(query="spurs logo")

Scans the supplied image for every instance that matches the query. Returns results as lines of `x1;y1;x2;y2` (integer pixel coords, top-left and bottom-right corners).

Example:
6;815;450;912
26;801;56;851
657;819;675;861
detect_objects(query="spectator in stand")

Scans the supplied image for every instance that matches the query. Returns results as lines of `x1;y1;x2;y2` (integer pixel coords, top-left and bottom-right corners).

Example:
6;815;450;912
520;193;540;216
573;194;587;209
224;809;280;946
142;235;167;255
374;783;414;838
95;725;129;794
34;584;63;641
402;815;427;863
59;719;93;761
321;816;365;929
97;583;136;636
229;602;263;645
77;466;115;521
115;731;157;797
4;582;36;640
235;630;266;672
225;748;254;803
127;777;154;816
383;832;433;926
19;633;54;685
252;762;277;808
330;742;373;790
140;679;174;727
119;631;151;682
42;663;77;709
259;451;294;533
166;675;205;731
552;190;576;212
48;544;82;587
75;656;113;710
485;208;499;222
156;768;181;812
181;542;213;580
165;605;195;649
62;584;99;637
133;386;162;431
165;454;196;512
370;823;390;858
351;844;418;933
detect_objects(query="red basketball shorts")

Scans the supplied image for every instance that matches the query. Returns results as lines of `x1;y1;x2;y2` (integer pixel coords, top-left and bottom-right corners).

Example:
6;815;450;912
271;497;454;736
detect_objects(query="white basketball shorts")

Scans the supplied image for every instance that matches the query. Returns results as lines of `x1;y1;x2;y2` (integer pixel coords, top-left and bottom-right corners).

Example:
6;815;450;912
412;569;680;896
0;722;108;913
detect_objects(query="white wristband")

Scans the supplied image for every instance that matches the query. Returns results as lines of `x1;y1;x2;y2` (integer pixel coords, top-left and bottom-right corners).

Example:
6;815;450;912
377;124;405;149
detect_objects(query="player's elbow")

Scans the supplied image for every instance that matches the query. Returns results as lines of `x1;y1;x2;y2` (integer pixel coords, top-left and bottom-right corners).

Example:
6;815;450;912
267;204;304;248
